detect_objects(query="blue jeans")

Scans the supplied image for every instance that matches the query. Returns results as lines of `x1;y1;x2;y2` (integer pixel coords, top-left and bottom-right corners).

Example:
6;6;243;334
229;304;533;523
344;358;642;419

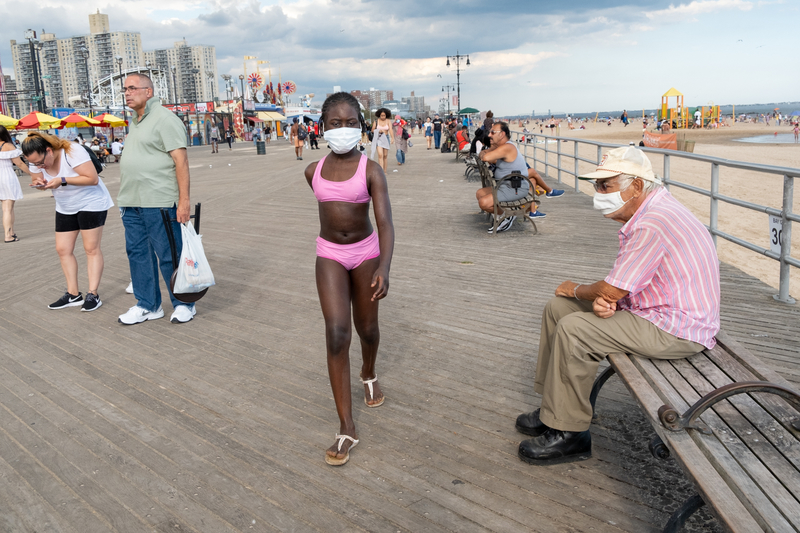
396;149;405;164
121;206;192;312
433;130;441;149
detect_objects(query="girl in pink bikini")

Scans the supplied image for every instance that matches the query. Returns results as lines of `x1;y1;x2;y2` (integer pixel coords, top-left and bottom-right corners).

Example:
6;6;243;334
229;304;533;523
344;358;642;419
304;92;395;466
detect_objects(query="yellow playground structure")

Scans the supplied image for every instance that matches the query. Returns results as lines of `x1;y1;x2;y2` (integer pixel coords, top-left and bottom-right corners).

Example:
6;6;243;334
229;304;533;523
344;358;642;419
660;87;722;128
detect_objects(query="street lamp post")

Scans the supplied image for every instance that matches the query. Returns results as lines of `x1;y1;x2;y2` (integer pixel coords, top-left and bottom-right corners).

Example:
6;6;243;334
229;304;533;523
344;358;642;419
170;65;178;104
191;67;201;145
115;55;128;133
445;50;470;115
441;84;455;116
239;74;249;135
80;46;94;136
221;74;232;104
24;30;45;113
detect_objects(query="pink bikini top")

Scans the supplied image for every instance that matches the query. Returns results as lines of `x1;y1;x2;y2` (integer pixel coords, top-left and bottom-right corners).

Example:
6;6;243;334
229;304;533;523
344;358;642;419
312;154;371;204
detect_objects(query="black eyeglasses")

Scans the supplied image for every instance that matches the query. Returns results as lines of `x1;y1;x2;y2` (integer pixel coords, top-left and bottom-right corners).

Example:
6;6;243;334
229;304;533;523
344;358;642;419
28;152;48;167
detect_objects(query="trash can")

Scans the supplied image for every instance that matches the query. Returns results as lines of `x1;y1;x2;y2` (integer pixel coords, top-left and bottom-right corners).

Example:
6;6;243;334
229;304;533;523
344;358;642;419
256;141;266;155
683;140;695;153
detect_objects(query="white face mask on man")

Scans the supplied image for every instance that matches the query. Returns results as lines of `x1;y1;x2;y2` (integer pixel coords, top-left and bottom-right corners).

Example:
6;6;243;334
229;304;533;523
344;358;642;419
323;127;362;154
593;190;630;215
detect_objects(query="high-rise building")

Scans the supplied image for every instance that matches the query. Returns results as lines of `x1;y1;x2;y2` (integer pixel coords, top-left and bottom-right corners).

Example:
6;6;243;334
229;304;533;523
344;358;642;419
401;91;430;119
9;13;145;112
7;11;216;113
349;88;393;111
143;39;218;104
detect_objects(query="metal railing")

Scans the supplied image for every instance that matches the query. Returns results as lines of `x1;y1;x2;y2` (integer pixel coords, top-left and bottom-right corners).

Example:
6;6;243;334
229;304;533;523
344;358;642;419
511;132;799;304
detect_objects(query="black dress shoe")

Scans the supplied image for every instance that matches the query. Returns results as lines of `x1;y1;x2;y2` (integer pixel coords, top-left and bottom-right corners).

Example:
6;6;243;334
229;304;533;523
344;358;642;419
518;428;592;465
516;408;549;437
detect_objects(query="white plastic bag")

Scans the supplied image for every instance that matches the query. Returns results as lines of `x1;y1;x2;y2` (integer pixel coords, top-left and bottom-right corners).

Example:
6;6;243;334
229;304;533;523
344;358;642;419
173;222;215;293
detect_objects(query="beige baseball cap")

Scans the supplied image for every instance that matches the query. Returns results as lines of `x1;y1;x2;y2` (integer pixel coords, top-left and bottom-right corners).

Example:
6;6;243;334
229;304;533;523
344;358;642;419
579;146;658;182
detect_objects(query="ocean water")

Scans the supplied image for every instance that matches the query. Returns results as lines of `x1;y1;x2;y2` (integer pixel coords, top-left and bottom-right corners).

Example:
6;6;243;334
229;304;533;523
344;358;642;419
734;133;798;144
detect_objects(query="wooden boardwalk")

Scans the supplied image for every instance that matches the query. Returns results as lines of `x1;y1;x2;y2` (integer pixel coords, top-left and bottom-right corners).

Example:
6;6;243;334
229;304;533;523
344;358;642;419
1;136;798;533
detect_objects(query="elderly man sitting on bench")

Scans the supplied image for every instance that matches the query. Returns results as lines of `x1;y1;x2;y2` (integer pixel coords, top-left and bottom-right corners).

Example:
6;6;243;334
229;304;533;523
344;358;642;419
516;146;721;464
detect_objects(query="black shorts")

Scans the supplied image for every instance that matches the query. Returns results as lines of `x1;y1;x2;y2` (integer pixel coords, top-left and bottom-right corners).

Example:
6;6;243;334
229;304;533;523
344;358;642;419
55;210;108;232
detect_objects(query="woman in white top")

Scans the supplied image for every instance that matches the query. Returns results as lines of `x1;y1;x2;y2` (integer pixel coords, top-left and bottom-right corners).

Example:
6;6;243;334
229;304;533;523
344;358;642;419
0;126;32;242
24;132;114;312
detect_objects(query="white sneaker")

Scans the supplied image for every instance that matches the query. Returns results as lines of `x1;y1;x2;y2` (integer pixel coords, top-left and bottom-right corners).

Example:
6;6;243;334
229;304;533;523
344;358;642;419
170;305;196;324
118;305;164;325
125;281;134;294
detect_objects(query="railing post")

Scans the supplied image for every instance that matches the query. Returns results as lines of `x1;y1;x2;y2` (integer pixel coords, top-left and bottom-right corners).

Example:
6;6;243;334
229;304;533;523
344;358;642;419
774;174;796;304
545;135;549;178
574;141;579;191
596;145;602;166
533;134;538;172
663;155;670;191
557;136;562;184
709;163;719;247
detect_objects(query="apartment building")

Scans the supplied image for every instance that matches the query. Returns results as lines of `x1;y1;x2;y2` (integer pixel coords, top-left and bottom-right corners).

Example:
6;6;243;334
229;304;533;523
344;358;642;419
143;39;218;104
8;11;216;113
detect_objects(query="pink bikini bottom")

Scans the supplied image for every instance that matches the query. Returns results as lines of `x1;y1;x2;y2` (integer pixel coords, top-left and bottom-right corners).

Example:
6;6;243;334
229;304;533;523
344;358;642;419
316;231;380;271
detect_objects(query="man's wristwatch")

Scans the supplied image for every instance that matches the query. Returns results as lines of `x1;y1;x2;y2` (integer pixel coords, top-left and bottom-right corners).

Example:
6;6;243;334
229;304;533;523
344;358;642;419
61;177;67;187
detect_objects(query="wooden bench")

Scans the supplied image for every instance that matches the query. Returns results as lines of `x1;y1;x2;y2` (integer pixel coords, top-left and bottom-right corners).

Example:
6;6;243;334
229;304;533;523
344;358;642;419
474;158;540;236
589;330;800;532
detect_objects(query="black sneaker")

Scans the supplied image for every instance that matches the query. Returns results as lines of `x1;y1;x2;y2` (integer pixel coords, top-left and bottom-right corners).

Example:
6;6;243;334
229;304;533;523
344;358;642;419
81;293;102;312
48;291;83;309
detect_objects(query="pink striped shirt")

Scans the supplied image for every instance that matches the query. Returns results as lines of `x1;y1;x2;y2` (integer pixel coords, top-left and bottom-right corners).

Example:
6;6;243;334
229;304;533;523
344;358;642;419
605;187;720;349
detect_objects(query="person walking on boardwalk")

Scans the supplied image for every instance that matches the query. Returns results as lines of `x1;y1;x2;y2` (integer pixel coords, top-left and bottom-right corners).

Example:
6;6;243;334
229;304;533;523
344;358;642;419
290;118;305;160
305;92;395;466
0;125;32;243
515;146;720;464
423;117;433;149
370;108;394;173
115;72;197;325
23;132;114;311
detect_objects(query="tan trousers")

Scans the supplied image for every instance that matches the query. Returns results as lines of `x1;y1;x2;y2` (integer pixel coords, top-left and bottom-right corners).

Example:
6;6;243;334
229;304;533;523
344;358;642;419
535;296;703;432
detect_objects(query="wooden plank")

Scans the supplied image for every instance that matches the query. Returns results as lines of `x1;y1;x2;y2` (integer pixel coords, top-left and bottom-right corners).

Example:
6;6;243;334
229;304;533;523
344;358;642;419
647;358;795;532
670;357;800;525
608;354;764;532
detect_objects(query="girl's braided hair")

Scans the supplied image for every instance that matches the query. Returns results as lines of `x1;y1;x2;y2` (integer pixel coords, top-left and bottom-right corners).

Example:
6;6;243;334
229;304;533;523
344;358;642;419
320;92;366;133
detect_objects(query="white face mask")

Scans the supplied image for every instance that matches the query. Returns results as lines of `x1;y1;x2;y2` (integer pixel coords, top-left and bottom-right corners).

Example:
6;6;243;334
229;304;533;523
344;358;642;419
593;190;630;215
324;127;362;154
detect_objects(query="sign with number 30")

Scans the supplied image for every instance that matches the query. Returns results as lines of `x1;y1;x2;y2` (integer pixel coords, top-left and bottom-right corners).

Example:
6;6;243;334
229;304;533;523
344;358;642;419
769;215;783;254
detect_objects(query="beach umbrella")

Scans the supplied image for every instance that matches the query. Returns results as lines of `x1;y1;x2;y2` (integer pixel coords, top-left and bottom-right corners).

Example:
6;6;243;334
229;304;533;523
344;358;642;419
0;113;19;129
790;111;800;117
93;113;127;128
58;112;101;129
457;107;480;114
16;111;62;130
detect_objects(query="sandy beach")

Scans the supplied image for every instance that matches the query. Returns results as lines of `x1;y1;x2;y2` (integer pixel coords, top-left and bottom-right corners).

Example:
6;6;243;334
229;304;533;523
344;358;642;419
512;119;800;301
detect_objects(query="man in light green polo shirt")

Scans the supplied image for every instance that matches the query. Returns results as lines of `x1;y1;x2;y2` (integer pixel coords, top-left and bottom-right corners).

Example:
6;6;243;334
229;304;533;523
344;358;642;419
117;72;196;326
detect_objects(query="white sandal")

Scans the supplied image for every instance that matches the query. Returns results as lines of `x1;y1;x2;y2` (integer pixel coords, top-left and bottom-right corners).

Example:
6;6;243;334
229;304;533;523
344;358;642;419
361;375;385;408
325;434;359;466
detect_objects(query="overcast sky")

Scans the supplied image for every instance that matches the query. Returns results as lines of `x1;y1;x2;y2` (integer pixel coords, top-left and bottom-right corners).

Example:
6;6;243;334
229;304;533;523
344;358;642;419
2;0;798;116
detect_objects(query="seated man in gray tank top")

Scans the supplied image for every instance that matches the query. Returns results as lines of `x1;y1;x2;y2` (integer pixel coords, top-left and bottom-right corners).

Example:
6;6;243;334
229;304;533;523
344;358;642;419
476;121;534;233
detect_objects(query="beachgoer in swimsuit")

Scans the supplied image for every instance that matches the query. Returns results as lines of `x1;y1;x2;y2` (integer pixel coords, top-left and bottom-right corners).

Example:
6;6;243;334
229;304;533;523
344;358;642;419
305;92;395;467
370;108;394;173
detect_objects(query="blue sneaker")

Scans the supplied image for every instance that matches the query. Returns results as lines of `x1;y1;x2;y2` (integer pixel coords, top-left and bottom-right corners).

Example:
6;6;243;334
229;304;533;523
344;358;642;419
546;189;565;198
529;210;547;219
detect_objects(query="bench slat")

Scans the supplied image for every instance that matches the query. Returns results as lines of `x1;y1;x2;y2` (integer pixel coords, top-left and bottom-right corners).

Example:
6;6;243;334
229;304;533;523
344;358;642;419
688;353;800;501
705;342;800;438
670;357;800;526
607;353;763;533
647;358;797;532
